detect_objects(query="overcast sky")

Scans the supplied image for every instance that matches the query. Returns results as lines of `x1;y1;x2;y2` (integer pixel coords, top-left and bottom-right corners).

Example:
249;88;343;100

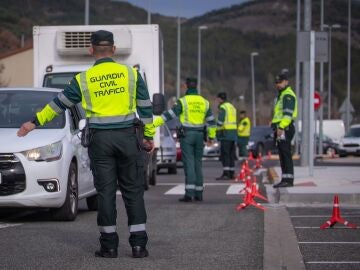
119;0;249;18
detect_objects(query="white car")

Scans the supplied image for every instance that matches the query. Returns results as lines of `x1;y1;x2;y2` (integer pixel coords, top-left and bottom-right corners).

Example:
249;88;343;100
338;124;360;157
156;125;177;174
0;87;97;221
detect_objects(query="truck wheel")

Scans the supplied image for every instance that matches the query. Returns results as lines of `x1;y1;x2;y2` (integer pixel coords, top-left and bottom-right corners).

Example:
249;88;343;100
52;162;78;221
86;194;98;211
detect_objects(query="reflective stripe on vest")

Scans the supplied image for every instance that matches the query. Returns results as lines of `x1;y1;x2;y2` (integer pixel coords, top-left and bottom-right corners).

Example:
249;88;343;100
272;86;298;123
179;95;209;128
219;102;237;130
237;117;251;137
76;62;137;125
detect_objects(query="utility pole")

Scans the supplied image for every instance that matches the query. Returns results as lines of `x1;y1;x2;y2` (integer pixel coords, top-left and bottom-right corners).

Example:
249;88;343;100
176;14;181;99
301;0;315;176
346;0;352;132
85;0;89;25
318;0;324;155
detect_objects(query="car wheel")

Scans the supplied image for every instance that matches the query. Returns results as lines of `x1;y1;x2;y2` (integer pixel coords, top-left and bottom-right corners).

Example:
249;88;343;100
86;194;98;211
51;162;78;221
339;152;347;158
168;165;177;174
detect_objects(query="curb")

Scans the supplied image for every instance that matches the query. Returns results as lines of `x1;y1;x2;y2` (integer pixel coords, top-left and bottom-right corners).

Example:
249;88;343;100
263;204;306;270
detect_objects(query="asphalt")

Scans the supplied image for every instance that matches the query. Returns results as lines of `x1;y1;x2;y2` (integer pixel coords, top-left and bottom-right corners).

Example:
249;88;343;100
262;155;360;270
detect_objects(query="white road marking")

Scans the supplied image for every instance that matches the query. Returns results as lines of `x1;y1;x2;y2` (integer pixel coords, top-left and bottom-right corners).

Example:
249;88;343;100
165;184;185;195
164;183;246;195
116;190;122;195
226;184;245;194
0;223;22;229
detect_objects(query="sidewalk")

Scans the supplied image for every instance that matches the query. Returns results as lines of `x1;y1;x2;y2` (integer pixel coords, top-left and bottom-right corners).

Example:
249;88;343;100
266;164;360;206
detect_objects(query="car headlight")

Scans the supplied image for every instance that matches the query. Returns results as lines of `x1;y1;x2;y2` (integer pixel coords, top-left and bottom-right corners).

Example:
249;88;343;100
22;141;62;162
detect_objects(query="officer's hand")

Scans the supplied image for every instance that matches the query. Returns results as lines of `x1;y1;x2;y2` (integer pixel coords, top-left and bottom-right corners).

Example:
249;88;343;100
17;121;36;137
276;128;284;137
143;139;154;153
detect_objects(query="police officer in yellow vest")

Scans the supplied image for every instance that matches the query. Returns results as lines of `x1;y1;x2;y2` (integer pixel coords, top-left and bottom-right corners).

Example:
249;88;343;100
237;110;251;157
216;92;237;180
17;30;154;258
271;73;297;188
153;78;216;202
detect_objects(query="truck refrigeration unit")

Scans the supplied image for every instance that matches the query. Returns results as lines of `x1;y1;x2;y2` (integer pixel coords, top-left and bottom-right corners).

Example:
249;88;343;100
33;25;164;189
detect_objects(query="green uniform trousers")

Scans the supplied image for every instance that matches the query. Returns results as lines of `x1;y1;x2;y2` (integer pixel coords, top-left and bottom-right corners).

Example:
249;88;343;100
88;128;147;250
180;130;204;199
237;136;249;157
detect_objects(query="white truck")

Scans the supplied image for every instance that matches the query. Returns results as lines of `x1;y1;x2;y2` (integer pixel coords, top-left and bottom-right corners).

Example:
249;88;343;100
33;24;164;188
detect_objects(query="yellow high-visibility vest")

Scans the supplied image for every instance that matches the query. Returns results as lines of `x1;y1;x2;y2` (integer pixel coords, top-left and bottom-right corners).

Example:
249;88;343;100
76;62;138;125
237;117;251;137
179;95;209;128
272;86;298;128
219;102;237;130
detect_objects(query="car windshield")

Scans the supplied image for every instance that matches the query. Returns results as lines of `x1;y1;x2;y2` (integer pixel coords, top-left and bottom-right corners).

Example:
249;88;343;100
345;127;360;137
43;72;79;89
0;90;65;128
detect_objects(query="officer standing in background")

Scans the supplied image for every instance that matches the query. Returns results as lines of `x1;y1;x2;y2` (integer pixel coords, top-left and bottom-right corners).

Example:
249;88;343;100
215;92;237;180
17;30;154;258
153;78;216;202
237;110;251;158
271;73;297;188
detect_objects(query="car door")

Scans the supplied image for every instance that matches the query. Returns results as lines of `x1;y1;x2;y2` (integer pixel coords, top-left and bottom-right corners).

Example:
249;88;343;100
68;105;94;195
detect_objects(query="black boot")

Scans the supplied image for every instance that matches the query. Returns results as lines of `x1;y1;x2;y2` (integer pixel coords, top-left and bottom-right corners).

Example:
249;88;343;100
178;195;193;202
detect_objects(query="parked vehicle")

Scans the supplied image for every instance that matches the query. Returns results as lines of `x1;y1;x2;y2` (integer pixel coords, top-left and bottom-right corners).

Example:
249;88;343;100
295;133;339;155
156;125;177;174
33;24;164;187
247;126;277;157
338;124;360;157
0;88;97;221
203;139;221;158
165;118;182;161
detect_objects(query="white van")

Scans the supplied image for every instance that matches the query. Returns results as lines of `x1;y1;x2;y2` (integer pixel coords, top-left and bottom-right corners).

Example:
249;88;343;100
297;119;345;143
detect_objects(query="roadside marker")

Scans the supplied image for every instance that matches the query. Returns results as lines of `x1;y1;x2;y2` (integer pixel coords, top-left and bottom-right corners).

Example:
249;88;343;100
320;194;357;229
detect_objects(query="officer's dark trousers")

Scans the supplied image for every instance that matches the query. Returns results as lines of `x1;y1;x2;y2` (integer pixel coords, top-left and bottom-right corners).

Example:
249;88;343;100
180;130;204;199
277;124;295;184
88;128;147;250
237;136;249;157
220;140;236;177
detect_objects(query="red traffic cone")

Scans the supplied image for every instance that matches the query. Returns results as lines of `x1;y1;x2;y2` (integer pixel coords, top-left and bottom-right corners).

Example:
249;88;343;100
248;151;254;161
236;176;266;211
320;195;357;229
243;160;252;176
250;177;268;202
239;176;252;194
254;156;262;169
236;164;246;182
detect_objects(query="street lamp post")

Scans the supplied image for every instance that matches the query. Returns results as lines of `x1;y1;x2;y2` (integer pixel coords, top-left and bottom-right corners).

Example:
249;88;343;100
323;23;340;119
84;0;89;25
250;52;259;126
197;25;208;94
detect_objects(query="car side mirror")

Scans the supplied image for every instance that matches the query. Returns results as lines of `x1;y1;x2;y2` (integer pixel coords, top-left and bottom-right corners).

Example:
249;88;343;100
152;93;165;116
78;119;86;131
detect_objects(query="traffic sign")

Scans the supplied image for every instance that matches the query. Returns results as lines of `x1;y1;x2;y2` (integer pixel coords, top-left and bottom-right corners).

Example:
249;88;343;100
314;91;321;110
